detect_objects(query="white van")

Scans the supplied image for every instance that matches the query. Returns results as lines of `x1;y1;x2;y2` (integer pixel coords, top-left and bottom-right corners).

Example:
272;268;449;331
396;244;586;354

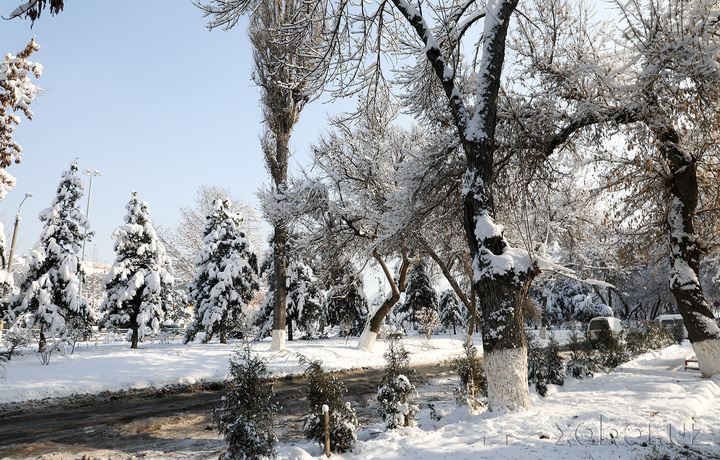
656;314;688;339
587;316;624;343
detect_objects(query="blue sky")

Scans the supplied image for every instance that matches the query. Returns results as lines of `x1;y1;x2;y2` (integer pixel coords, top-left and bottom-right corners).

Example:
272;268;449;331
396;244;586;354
0;0;338;265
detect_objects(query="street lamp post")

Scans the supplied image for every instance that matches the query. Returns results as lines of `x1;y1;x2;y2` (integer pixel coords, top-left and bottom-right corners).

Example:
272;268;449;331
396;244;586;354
80;169;101;297
6;192;33;274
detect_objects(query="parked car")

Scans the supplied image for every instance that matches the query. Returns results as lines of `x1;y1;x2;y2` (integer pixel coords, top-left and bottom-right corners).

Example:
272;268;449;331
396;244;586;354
655;314;688;339
587;316;624;344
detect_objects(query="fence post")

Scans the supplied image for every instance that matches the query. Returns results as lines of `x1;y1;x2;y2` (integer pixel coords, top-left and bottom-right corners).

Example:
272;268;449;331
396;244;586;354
323;404;330;457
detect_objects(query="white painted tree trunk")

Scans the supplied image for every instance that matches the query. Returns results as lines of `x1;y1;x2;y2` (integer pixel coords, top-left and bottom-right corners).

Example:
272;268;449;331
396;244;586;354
357;328;378;353
540;326;546;340
693;337;720;378
483;347;530;411
271;329;286;352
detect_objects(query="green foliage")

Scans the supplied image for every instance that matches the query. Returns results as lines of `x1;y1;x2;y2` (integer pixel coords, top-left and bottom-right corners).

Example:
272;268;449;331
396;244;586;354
595;322;629;369
377;334;418;428
213;343;278;460
300;356;357;453
184;199;260;344
671;322;685;345
625;321;673;357
396;260;437;331
566;327;601;380
527;334;565;397
450;339;487;408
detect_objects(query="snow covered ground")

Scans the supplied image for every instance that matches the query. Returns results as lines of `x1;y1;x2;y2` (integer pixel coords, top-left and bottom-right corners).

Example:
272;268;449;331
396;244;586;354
1;332;718;459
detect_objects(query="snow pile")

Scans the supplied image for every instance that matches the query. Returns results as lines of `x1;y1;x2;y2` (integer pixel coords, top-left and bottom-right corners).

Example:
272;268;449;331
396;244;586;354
1;335;718;459
281;341;720;459
0;334;465;404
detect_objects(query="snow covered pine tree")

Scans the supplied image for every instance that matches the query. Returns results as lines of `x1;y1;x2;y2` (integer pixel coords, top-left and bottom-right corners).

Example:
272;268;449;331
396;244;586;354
7;159;93;351
399;260;439;338
101;192;174;349
183;199;260;344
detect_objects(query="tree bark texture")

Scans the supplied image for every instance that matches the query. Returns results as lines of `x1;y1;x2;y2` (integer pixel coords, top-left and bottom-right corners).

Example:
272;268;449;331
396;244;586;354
460;0;536;410
357;249;411;352
271;223;288;350
391;0;533;409
658;125;720;377
130;314;139;350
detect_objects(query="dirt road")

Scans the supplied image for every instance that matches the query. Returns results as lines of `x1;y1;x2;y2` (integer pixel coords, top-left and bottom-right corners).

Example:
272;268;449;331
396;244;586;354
0;363;451;460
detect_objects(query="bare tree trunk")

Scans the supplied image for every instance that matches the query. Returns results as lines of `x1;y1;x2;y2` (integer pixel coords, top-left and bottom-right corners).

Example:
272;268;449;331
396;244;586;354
540;296;548;339
271;223;288;350
130;315;139;350
220;323;227;345
357;248;411;352
391;0;532;410
659;126;720;378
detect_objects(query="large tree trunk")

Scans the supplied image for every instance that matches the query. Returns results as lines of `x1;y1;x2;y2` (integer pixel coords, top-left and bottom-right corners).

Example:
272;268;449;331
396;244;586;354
130;314;139;350
219;323;227;345
271;223;288;351
357;249;411;352
461;0;535;411
660;126;720;378
391;0;531;410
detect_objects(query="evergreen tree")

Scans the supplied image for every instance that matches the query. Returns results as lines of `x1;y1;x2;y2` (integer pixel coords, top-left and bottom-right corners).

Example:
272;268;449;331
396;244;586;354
324;264;369;338
377;334;418;428
184;199;260;344
253;240;324;341
101;192;174;349
451;339;487;409
527;334;565;397
286;258;324;340
252;252;275;339
438;290;465;335
396;260;438;332
213;342;278;460
300;356;358;453
8;160;93;351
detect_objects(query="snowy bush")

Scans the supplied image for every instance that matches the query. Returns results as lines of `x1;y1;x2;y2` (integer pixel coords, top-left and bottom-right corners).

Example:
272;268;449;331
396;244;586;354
300;356;357;453
450;339;487;409
625;321;673;357
213;342;278;460
527;334;565;397
595;322;629;369
377;334;418;428
0;320;32;361
36;337;71;365
566;328;601;380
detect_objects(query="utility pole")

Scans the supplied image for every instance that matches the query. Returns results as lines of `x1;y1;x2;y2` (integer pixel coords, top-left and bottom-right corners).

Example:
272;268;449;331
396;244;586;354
6;192;33;274
80;169;101;297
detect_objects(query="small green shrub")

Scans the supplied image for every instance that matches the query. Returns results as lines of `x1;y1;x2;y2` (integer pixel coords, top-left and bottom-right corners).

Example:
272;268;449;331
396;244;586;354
595;322;629;369
377;334;418;428
527;334;565;396
450;339;487;408
625;321;673;357
213;343;278;460
566;328;601;379
300;356;357;454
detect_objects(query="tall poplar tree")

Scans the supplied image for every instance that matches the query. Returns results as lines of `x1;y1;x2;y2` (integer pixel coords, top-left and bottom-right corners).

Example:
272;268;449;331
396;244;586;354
197;0;322;351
